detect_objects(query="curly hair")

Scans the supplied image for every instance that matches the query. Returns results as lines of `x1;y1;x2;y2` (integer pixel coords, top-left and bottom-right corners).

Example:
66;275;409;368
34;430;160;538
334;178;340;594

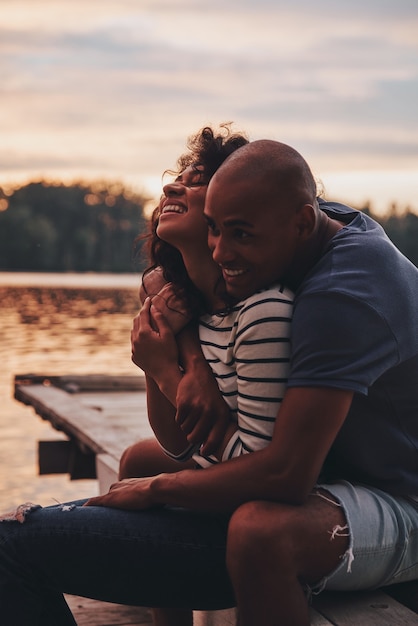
140;124;249;313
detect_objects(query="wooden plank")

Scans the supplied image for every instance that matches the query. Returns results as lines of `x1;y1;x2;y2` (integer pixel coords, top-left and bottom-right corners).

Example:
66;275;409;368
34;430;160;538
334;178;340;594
14;384;152;461
38;439;97;479
65;595;152;625
310;608;334;625
15;373;146;392
384;580;418;614
313;589;418;625
96;453;120;493
62;591;418;626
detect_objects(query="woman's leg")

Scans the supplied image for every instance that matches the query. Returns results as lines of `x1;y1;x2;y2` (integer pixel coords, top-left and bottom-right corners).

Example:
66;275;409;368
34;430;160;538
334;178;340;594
119;437;195;479
119;438;196;625
0;500;233;626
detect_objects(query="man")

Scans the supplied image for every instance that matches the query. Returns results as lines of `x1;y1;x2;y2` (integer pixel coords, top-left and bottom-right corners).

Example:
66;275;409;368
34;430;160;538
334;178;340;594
97;140;418;624
197;140;418;624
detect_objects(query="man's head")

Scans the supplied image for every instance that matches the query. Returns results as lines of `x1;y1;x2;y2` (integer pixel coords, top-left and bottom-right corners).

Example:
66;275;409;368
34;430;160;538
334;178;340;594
204;139;319;298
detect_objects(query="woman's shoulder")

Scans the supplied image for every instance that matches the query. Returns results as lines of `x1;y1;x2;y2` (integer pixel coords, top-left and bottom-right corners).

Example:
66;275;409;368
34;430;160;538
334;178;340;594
235;284;294;326
240;284;294;309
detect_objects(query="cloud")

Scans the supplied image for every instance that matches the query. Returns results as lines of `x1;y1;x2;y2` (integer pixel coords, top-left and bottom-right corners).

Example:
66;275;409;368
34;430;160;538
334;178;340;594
0;0;417;213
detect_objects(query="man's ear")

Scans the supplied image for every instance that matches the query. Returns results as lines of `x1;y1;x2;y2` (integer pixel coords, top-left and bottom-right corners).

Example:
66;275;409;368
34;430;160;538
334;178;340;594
296;204;316;239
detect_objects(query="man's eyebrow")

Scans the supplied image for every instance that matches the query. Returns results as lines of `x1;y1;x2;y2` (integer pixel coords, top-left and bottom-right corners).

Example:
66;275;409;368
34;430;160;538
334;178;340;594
223;218;254;228
203;213;254;228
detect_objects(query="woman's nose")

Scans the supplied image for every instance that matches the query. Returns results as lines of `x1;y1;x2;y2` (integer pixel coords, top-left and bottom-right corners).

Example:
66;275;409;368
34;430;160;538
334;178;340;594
163;179;183;197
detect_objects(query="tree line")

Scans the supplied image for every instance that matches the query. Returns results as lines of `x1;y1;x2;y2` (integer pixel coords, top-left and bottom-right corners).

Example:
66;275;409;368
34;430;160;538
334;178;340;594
0;180;149;272
1;180;418;272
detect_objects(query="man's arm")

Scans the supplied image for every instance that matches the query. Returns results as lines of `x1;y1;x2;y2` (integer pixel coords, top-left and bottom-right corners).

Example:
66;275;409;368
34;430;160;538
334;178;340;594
86;386;353;512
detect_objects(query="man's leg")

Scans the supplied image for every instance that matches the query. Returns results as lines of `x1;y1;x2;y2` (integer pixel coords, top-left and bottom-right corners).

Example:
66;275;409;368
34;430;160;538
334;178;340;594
226;492;348;626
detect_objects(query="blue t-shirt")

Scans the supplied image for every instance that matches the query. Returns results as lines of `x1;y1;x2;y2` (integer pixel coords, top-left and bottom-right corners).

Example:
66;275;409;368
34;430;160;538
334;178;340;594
288;199;418;495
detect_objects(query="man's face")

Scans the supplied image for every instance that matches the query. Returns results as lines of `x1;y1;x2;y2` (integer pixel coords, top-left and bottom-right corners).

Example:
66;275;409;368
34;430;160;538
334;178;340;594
204;177;300;300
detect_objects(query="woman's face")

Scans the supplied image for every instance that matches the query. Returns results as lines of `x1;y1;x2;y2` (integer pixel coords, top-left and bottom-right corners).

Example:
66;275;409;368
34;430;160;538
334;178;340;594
156;165;209;250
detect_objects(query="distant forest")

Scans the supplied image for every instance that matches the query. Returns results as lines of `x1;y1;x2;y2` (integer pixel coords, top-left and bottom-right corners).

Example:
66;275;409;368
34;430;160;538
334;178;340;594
1;180;418;272
0;180;149;272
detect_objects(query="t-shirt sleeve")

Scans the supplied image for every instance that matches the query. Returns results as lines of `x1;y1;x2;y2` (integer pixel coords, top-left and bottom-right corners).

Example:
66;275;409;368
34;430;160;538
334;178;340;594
288;291;399;394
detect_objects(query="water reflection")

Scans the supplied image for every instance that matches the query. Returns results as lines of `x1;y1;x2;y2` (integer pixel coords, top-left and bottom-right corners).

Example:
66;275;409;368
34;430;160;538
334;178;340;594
0;281;141;511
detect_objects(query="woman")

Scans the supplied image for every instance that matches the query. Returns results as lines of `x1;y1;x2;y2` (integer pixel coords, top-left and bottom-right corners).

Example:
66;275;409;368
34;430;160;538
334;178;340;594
123;125;294;473
0;126;293;626
119;125;294;626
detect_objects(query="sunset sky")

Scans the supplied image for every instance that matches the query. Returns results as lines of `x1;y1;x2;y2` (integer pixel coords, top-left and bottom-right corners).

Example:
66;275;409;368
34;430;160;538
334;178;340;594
1;0;417;214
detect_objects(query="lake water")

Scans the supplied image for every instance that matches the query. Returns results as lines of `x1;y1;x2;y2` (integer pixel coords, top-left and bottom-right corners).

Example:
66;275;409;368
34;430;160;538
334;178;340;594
0;272;142;512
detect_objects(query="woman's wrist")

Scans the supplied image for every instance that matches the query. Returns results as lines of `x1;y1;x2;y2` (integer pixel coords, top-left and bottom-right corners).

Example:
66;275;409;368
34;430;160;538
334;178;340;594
155;367;182;406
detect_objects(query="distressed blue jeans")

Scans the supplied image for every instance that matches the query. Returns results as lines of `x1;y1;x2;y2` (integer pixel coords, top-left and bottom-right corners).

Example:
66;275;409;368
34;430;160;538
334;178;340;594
0;500;234;626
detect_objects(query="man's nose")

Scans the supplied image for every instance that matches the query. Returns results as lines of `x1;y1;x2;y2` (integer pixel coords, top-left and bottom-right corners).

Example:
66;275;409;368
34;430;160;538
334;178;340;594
210;234;233;265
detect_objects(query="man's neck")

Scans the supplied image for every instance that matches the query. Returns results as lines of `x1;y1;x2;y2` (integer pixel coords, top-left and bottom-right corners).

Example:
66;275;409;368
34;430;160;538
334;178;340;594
287;212;344;291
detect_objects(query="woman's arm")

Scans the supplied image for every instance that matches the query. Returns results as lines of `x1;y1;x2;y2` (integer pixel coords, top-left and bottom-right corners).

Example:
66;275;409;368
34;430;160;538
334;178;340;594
145;374;192;458
132;302;230;456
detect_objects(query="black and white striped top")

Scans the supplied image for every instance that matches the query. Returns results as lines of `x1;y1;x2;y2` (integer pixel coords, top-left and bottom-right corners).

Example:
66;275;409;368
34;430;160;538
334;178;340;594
193;283;294;467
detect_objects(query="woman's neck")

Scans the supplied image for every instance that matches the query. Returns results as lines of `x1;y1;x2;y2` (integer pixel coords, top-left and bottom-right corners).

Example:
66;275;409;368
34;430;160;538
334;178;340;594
181;247;225;313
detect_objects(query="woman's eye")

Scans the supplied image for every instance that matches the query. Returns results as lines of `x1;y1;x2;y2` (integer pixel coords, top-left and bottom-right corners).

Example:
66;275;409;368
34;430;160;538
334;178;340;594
187;178;208;188
235;230;250;240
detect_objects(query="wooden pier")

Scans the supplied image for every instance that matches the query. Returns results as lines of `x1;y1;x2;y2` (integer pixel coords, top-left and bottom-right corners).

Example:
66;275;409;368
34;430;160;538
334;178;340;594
14;374;418;625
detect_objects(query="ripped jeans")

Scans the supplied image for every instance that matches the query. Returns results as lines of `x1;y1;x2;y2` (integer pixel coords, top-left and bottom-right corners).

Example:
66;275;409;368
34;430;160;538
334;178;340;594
0;501;234;626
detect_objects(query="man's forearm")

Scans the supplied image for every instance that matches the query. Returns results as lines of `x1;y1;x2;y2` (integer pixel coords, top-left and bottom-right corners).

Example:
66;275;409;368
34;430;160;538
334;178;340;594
149;446;284;513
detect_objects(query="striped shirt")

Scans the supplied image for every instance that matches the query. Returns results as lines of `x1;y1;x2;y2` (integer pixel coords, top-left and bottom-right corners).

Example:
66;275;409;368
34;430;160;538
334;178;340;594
193;284;294;468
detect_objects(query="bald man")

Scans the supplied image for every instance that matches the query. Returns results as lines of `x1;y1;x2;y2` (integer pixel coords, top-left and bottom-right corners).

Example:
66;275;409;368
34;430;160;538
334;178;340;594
97;139;418;624
200;140;418;624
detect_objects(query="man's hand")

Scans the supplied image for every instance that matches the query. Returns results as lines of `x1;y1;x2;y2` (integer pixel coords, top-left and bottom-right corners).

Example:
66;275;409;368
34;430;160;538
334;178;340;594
84;477;160;510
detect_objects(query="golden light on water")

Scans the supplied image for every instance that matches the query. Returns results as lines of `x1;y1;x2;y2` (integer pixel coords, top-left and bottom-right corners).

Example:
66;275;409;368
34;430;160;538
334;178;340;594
0;276;141;512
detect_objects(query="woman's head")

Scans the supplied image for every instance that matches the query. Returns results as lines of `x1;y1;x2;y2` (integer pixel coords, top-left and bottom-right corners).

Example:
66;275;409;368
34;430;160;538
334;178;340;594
142;124;249;309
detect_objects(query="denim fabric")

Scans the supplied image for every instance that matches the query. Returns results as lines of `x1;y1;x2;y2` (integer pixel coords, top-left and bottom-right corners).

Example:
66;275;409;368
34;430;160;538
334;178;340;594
0;500;234;626
312;481;418;593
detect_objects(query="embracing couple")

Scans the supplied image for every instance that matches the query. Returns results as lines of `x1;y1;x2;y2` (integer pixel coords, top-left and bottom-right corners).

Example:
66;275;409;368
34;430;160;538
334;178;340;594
2;125;418;626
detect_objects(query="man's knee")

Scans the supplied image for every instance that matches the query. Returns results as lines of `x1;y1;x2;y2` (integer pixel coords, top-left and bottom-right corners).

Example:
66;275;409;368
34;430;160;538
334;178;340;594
227;501;297;568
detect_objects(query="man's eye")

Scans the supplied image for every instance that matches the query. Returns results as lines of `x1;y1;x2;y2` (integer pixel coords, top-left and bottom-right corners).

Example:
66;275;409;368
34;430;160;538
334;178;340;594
235;230;250;240
206;220;219;235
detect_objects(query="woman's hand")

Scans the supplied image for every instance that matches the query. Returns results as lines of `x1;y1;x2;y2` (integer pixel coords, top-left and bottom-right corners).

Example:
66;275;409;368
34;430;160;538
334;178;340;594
139;267;167;305
149;283;193;335
140;271;192;335
131;299;182;403
84;477;160;510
